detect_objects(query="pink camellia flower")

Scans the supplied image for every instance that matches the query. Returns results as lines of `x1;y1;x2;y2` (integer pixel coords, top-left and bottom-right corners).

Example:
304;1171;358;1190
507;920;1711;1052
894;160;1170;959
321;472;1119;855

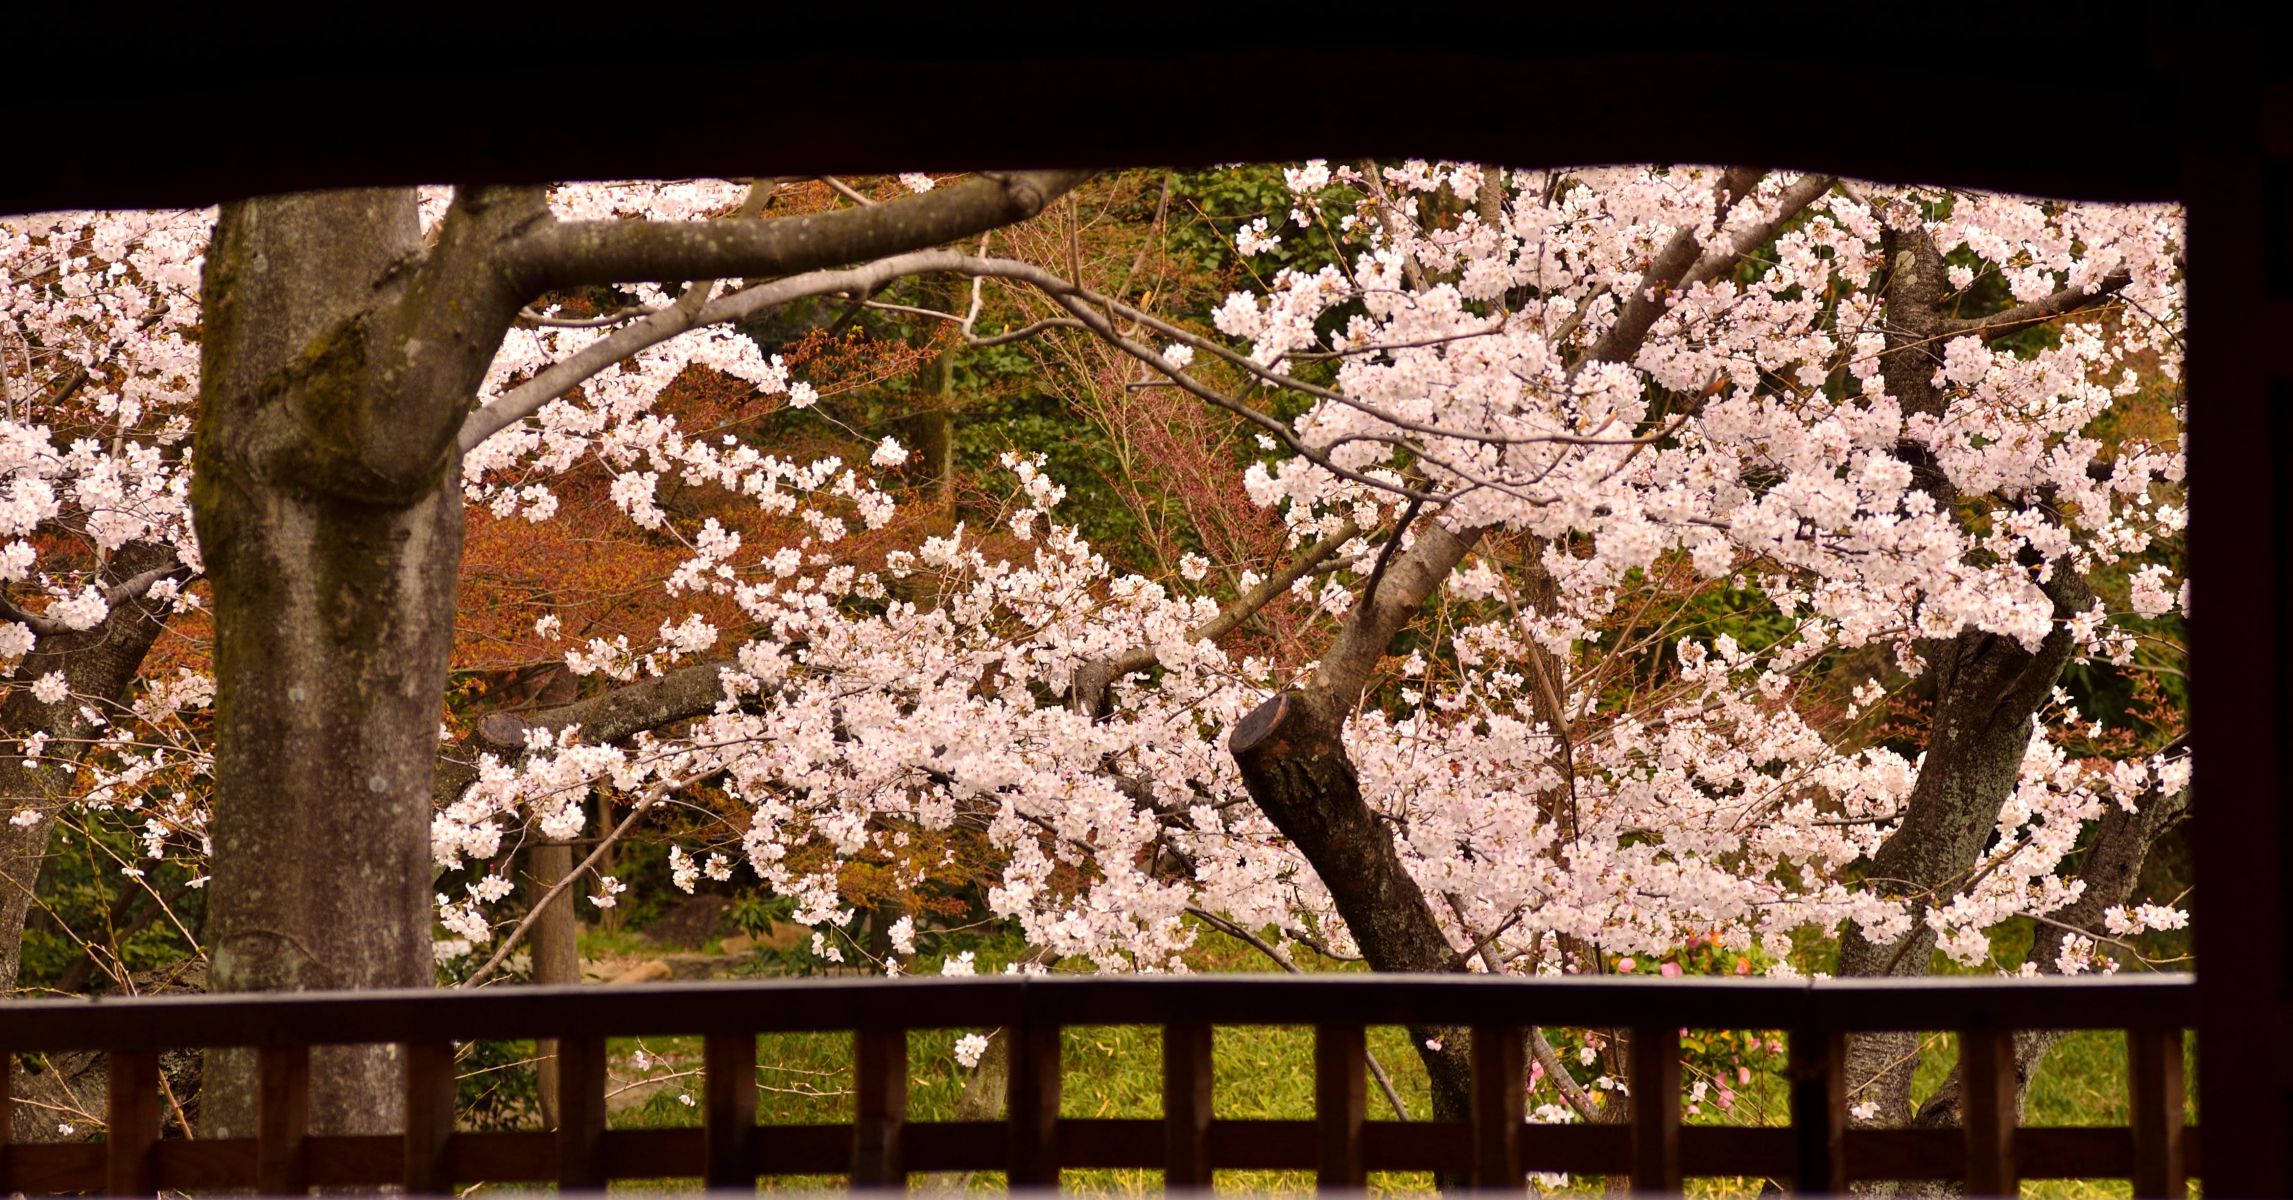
1616;957;1636;972
1739;1066;1752;1085
1660;962;1682;977
1716;1086;1736;1110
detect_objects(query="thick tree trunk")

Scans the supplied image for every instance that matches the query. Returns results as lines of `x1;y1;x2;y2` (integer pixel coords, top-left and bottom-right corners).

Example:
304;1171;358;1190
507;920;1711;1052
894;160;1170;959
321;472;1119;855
1830;221;2152;1164
1230;685;1475;1120
1224;522;1488;1125
191;187;527;1135
0;540;189;995
1830;575;2087;1125
194;453;462;1135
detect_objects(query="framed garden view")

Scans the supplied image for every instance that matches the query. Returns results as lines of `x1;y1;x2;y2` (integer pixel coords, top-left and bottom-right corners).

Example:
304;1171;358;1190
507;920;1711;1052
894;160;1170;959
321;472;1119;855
0;19;2278;1197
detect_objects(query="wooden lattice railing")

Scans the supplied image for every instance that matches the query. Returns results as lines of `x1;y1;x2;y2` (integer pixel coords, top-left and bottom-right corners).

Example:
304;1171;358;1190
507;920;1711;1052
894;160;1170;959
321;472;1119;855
0;974;2192;1194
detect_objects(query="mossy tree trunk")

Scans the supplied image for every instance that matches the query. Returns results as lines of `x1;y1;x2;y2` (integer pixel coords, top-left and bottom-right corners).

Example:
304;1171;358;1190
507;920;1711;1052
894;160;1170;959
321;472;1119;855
191;186;536;1135
184;174;1086;1135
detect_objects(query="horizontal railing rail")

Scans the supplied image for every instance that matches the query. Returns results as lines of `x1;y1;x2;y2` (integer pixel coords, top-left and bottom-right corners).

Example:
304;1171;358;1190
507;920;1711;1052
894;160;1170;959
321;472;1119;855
0;974;2193;1195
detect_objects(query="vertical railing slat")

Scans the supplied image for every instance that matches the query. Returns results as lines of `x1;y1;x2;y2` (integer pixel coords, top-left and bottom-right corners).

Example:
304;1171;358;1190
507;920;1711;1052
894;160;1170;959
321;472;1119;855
1314;1024;1366;1191
2128;1027;2187;1198
103;1048;159;1196
1162;1022;1214;1189
556;1034;607;1191
1960;1027;2017;1196
2;1049;14;1196
1007;1022;1061;1187
1788;1027;1846;1195
851;1028;907;1188
1470;1025;1525;1190
704;1032;758;1190
1629;1025;1682;1195
257;1044;311;1194
401;1041;456;1195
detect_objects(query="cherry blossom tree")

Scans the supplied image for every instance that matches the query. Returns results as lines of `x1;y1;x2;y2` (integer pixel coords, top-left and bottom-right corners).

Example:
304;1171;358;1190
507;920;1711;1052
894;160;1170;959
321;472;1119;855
1;208;208;997
3;162;2187;1150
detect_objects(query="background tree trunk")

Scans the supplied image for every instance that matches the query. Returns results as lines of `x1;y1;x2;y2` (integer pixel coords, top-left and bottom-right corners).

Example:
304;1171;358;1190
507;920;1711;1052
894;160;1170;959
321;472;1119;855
1830;222;2107;1135
527;833;579;1127
0;540;189;994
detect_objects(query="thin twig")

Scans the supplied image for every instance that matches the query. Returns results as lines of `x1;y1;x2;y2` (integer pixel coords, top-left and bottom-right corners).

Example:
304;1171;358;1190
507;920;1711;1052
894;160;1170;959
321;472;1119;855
461;773;689;988
1185;906;1412;1121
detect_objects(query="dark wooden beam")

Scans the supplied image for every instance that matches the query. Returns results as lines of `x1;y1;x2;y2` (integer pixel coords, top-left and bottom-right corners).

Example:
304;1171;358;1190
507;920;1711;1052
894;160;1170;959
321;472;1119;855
0;24;2196;215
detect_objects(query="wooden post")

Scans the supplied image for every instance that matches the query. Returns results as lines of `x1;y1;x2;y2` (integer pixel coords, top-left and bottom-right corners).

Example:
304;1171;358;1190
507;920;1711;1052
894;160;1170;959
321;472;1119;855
1163;1023;1214;1189
556;1034;607;1191
526;829;580;1130
401;1041;456;1195
1470;1025;1524;1190
2;1050;14;1197
2182;56;2292;1200
704;1032;757;1190
2128;1027;2187;1199
257;1044;311;1194
1314;1023;1366;1191
1959;1028;2017;1197
1630;1025;1682;1195
851;1028;907;1188
1007;1022;1061;1187
103;1049;159;1196
1788;1028;1846;1195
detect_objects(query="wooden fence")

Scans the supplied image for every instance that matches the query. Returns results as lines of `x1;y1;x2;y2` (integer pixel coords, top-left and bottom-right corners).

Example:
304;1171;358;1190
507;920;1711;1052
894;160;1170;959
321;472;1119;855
0;974;2191;1194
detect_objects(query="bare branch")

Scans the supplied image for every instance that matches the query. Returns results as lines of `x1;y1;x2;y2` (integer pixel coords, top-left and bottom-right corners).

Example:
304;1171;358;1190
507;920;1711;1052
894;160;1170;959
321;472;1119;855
475;659;738;751
818;177;878;207
1312;517;1484;704
1070;520;1363;717
103;561;192;608
464;250;972;451
501;169;1092;293
516;304;658;329
1581;167;1763;368
0;595;67;637
1678;172;1837;294
1184;905;1412;1121
435;657;739;815
461;772;684;988
2;554;191;638
1948;268;2135;343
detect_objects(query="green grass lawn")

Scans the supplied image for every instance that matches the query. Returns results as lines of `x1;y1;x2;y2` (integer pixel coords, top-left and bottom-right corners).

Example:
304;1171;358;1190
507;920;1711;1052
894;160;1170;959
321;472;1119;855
448;927;2190;1196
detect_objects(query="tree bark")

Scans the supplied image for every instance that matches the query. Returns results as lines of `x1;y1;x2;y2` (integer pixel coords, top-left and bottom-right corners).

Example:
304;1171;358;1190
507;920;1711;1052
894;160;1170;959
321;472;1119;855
191;186;532;1136
1828;221;2151;1156
1225;521;1487;1123
1230;685;1474;1120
